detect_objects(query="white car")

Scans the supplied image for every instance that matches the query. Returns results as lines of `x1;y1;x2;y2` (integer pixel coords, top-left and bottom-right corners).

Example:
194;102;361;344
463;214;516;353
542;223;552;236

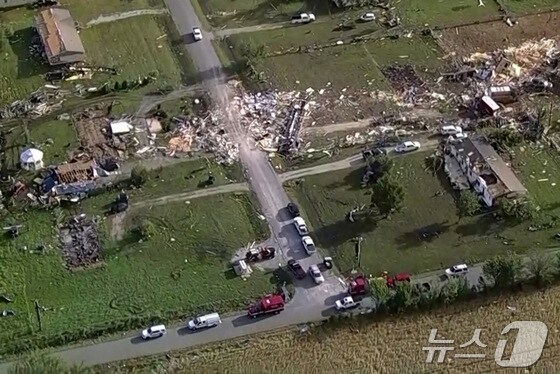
448;132;468;143
360;12;375;22
335;296;358;310
445;264;469;276
141;324;166;339
440;125;463;136
193;27;202;41
301;235;316;255
309;264;324;284
394;141;421;153
291;13;315;24
293;217;308;235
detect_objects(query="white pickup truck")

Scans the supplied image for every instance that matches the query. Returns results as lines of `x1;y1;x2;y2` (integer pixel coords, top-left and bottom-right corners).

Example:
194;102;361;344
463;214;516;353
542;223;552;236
291;13;315;24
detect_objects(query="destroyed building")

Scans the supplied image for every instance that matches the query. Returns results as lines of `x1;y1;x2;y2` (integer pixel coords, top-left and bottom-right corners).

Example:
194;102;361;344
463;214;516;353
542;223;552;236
446;138;526;207
34;7;85;65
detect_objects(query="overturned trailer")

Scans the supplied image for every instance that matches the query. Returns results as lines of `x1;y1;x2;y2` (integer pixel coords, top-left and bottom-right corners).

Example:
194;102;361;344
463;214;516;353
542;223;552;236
278;99;307;155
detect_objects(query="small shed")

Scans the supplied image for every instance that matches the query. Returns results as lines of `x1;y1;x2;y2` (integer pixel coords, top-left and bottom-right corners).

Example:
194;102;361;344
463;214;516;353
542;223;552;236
20;148;44;171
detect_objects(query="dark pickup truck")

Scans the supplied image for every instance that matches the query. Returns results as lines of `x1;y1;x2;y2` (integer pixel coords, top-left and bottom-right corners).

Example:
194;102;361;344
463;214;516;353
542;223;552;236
288;259;306;279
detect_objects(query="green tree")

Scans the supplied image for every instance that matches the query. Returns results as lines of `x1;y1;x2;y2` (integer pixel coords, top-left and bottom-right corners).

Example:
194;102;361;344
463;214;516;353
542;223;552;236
370;172;405;217
440;276;470;304
387;281;415;312
458;190;480;219
485;128;522;152
130;165;149;187
528;251;555;287
368;277;391;310
483;253;522;289
498;197;537;221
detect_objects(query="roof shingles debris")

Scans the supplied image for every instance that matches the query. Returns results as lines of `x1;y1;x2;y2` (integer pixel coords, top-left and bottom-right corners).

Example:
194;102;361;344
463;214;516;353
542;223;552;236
34;7;85;65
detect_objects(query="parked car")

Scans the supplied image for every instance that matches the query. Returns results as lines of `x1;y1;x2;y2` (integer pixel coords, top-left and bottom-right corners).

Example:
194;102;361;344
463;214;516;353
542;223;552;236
288;259;306;279
287;202;300;217
187;313;221;330
141;324;166;339
448;132;468;144
362;147;387;160
301;235;316;255
394;141;421;153
445;263;469;276
309;264;325;284
293;217;309;235
335;296;358;310
440;125;463;136
360;12;375;22
291;13;315;24
193;27;202;41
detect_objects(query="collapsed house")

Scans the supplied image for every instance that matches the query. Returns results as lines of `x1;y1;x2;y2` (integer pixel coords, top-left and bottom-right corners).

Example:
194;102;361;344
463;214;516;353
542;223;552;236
34;7;85;65
445;138;527;207
40;160;99;202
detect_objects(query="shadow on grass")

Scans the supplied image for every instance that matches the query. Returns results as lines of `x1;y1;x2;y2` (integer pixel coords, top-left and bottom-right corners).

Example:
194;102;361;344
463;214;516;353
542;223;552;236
8;27;51;79
315;216;378;253
455;214;518;238
326;167;364;191
224;268;237;280
395;220;453;250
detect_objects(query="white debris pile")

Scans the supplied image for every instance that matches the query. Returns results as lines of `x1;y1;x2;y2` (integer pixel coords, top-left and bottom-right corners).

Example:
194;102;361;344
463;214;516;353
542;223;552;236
166;114;239;164
228;89;314;151
463;38;560;86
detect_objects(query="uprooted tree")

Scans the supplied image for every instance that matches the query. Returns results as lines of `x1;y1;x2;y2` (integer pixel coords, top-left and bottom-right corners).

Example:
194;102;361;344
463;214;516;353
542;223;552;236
370;171;405;217
497;196;537;221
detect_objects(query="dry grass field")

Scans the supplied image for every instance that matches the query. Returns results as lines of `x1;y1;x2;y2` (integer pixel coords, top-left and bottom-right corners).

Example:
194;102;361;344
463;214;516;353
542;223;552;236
103;286;560;373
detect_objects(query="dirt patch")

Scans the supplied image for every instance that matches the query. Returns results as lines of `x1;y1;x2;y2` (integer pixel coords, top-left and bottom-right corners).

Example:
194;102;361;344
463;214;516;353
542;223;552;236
109;212;127;241
439;11;560;56
73;105;120;160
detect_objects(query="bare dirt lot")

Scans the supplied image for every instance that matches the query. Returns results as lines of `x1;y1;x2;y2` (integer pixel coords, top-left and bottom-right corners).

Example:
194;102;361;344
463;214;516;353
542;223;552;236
439;11;560;56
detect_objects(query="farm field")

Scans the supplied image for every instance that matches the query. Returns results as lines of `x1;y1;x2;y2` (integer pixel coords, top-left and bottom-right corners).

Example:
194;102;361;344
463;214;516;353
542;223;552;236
0;194;272;355
287;150;559;275
100;284;560;373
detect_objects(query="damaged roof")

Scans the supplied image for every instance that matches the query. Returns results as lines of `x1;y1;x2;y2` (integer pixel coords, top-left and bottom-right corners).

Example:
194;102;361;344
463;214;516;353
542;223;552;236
34;7;85;65
456;138;527;197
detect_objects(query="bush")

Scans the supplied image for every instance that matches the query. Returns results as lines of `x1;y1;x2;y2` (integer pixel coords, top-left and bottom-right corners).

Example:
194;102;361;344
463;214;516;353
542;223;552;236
138;219;157;240
130;165;149;187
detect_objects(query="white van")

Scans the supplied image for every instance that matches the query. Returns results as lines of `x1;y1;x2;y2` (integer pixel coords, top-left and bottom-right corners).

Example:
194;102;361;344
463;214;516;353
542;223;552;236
445;264;468;276
141;324;166;339
188;313;222;330
440;125;463;136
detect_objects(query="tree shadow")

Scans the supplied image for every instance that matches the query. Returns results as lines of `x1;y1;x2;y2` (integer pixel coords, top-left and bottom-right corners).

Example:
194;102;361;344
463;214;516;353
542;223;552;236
454;214;517;237
396;220;453;250
8;27;52;79
325;167;364;191
314;216;378;253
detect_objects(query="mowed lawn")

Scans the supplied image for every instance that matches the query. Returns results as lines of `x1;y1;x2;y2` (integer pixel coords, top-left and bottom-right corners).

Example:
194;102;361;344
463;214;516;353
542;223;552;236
80;15;191;88
0;10;50;104
502;0;560;15
59;0;165;24
0;194;271;353
396;0;502;27
253;36;444;91
288;151;557;276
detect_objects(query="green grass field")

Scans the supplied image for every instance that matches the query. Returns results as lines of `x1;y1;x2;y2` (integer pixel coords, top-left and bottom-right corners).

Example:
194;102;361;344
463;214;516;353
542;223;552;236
502;0;560;15
28;120;80;165
0;193;271;354
80;15;192;88
251;36;443;91
0;10;49;105
287;151;559;276
59;0;165;24
396;0;502;27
